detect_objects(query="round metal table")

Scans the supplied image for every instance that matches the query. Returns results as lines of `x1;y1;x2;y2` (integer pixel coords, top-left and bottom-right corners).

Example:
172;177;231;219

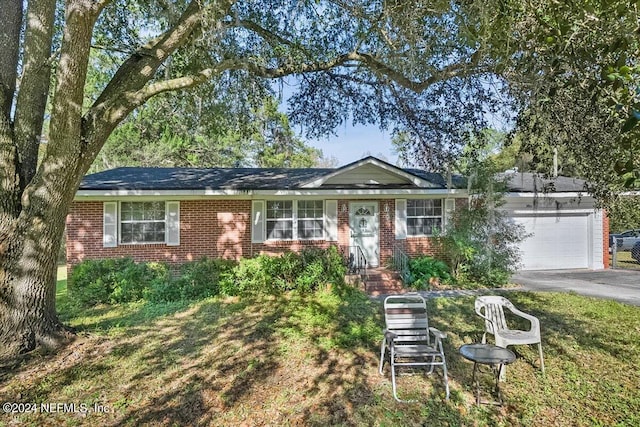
459;343;516;405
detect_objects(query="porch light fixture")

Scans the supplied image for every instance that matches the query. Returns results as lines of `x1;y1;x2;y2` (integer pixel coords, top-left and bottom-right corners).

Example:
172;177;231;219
384;202;390;220
341;202;348;213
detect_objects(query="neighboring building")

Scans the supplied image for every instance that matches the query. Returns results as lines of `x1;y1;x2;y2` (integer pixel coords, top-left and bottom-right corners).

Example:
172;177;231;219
66;156;608;273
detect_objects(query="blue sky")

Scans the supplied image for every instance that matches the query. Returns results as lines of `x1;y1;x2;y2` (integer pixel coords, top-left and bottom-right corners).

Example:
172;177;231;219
308;123;399;166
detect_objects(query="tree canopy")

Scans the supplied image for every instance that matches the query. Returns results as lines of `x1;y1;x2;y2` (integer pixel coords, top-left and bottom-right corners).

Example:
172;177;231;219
0;0;497;356
476;0;640;198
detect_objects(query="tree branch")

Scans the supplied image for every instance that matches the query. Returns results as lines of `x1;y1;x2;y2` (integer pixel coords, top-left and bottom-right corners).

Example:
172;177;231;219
14;0;58;188
84;1;235;147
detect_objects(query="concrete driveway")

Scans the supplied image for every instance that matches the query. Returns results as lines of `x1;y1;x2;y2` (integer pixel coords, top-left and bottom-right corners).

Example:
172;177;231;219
512;269;640;306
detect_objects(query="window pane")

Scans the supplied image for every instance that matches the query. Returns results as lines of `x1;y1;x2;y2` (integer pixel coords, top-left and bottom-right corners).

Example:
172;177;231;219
267;219;293;240
267;201;293;219
407;217;442;236
119;202;166;243
298;200;323;219
298;219;323;239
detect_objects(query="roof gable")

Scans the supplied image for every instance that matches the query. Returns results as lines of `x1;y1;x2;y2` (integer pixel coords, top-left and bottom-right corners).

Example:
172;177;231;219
300;156;438;189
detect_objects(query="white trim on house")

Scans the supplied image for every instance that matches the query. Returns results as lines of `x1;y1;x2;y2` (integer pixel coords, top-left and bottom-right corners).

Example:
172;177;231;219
325;200;338;241
103;202;118;248
75;188;466;200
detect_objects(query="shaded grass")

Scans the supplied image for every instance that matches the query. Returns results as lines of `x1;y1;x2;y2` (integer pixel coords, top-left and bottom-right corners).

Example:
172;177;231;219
0;269;639;426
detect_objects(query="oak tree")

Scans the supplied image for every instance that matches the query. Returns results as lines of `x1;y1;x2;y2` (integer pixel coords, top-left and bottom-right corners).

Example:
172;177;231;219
0;0;491;356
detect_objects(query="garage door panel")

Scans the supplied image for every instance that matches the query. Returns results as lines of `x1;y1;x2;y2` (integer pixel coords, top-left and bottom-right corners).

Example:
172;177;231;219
514;215;589;270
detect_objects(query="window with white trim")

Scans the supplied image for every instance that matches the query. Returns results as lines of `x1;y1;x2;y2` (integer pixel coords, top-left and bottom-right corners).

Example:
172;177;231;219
264;200;324;240
297;200;324;239
266;200;294;240
120;201;166;244
406;199;443;236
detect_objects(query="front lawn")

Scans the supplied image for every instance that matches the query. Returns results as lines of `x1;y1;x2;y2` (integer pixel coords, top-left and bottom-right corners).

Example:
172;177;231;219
1;268;639;426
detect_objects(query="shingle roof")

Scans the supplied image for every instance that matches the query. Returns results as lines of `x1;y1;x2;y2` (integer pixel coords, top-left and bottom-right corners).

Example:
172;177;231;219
78;161;587;193
502;172;588;193
79;167;334;190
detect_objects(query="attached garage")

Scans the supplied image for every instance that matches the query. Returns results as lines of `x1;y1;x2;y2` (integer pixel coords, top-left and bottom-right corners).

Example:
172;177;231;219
512;214;590;270
504;172;606;271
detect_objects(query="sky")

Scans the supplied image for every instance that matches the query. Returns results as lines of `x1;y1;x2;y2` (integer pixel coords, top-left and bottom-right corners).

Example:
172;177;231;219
308;123;399;167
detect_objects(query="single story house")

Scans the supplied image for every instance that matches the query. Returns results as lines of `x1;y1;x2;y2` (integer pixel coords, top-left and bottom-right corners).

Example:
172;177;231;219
66;156;608;272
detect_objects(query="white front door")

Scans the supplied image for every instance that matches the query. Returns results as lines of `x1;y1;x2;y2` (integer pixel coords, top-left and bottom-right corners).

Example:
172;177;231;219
350;202;379;267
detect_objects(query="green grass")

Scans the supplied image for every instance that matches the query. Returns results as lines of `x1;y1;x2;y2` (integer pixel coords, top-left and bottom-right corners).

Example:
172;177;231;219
610;251;640;270
1;268;639;426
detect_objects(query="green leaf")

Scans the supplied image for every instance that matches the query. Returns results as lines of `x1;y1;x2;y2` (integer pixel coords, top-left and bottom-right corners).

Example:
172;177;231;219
624;176;637;188
622;116;638;133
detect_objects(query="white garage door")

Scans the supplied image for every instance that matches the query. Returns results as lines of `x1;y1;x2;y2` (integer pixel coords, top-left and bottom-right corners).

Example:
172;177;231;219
513;214;589;270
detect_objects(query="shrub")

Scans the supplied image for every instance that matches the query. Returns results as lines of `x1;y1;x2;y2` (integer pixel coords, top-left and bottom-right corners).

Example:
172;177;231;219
69;247;348;304
228;247;347;295
437;159;526;287
228;256;271;295
407;256;453;289
172;257;237;300
69;258;171;306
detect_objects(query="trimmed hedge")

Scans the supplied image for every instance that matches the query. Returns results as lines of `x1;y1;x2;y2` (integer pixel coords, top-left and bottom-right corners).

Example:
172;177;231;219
68;246;348;306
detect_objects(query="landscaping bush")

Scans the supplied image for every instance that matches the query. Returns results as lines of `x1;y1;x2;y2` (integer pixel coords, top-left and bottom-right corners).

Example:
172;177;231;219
69;247;348;304
171;258;237;301
437;159;526;287
227;256;271;295
407;256;453;289
229;247;347;295
69;258;171;306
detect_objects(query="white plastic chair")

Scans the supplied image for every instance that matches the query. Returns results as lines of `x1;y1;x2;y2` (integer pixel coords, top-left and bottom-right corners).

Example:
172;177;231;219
379;293;449;402
474;296;545;379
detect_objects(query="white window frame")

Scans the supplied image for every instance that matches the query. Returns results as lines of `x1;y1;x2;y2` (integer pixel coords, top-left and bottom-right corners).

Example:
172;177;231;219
297;200;324;240
119;201;168;245
266;200;295;241
264;200;326;241
406;199;443;237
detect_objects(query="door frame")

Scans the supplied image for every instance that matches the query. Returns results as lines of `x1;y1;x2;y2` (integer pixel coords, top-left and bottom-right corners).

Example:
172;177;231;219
349;201;380;267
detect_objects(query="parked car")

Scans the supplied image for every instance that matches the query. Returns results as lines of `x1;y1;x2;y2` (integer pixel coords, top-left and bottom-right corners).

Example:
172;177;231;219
632;242;640;263
610;229;640;251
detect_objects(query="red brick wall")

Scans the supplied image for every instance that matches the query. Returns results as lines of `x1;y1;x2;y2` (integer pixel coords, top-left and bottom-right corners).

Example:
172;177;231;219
66;197;459;273
66;200;254;272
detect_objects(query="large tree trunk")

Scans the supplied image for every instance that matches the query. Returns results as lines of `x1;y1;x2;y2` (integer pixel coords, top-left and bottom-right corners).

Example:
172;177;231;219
0;0;215;358
0;0;99;358
0;217;70;356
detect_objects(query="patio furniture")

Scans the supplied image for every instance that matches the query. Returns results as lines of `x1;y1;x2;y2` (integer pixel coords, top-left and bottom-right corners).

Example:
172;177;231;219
379;293;450;402
459;343;516;405
474;296;545;379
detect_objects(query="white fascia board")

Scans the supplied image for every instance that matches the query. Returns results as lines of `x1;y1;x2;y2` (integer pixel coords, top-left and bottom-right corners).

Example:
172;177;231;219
510;209;599;215
74;188;466;200
300;157;437;188
253;189;464;196
74;189;254;200
505;192;587;198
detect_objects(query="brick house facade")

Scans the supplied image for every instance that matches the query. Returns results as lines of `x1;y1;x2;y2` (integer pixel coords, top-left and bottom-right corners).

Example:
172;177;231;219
67;157;609;273
66;197;453;271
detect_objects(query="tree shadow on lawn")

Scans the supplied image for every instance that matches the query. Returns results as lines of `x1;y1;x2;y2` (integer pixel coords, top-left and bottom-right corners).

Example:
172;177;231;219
1;289;453;425
429;291;640;425
15;288;626;425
